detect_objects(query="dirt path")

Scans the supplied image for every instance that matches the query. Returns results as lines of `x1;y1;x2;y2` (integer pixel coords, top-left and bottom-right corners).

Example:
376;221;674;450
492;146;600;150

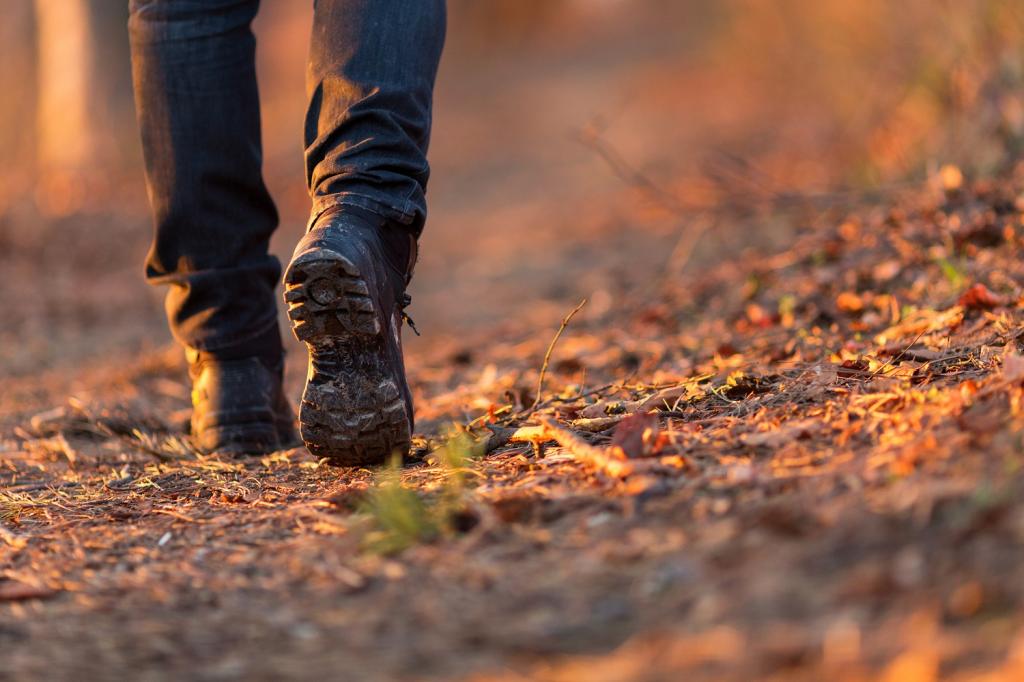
5;177;1024;681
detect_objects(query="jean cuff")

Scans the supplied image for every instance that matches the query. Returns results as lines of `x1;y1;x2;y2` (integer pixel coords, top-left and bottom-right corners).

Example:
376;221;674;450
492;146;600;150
176;315;281;355
309;192;422;233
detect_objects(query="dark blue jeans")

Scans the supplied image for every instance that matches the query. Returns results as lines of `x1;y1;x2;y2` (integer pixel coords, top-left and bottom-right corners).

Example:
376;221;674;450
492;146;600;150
129;0;446;352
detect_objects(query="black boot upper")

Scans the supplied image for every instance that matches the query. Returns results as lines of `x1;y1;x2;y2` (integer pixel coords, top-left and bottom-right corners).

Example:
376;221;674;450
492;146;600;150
187;327;296;455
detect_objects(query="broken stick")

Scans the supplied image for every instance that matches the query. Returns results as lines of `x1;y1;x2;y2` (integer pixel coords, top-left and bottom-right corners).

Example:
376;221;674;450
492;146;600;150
501;417;634;478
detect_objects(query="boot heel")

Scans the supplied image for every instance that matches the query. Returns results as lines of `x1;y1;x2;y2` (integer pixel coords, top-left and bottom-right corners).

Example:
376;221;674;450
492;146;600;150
283;250;411;466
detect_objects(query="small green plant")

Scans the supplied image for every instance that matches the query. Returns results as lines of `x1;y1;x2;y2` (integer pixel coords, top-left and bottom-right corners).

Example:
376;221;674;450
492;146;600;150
358;431;483;555
777;294;797;319
935;256;967;289
359;453;439;555
433;429;484;489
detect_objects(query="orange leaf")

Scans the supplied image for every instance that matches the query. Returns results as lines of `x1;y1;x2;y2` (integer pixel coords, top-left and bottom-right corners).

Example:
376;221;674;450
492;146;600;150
1002;348;1024;385
611;412;660;459
0;581;56;602
957;283;1004;310
836;292;864;314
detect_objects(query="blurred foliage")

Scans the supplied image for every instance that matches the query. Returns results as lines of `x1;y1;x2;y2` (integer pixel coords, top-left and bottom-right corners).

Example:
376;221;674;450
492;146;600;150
711;0;1024;183
1;0;1024;210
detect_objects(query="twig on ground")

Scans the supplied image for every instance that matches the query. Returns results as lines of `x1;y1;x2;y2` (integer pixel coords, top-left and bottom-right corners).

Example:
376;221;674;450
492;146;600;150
571;416;624;432
500;417;634;478
528;298;587;412
869;328;929;379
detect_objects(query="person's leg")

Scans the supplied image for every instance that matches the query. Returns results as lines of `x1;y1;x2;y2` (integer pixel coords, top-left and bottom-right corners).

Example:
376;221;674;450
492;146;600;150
130;0;294;453
285;0;446;465
304;0;447;235
129;0;280;354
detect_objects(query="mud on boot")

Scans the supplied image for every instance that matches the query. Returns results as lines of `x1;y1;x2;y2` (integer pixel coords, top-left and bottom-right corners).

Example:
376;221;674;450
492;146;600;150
283;207;416;466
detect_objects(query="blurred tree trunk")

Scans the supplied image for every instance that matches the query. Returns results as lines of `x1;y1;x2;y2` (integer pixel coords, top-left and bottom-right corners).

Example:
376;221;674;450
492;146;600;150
31;1;134;213
448;0;568;54
0;0;36;203
34;0;96;173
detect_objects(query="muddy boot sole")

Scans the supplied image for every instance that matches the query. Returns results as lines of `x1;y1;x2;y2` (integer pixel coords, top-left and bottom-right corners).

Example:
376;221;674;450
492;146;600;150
284;249;411;466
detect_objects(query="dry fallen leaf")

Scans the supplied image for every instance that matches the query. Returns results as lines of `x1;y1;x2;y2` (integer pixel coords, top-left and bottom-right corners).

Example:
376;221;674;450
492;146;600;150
0;581;56;602
939;163;964;191
580;400;621;419
1001;348;1024;385
836;291;864;314
0;525;28;550
881;650;938;682
957;283;1004;311
741;419;819;448
611;412;660;459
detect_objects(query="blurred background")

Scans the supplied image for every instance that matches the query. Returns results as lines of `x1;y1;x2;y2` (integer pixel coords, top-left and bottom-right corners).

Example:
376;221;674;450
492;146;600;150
2;0;1024;378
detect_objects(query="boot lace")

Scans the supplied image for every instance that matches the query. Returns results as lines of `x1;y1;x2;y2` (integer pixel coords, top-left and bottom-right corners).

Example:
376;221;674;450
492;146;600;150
400;293;421;336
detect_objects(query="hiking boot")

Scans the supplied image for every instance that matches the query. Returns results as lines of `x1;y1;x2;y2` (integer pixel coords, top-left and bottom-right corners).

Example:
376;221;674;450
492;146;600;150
187;328;297;455
282;206;416;466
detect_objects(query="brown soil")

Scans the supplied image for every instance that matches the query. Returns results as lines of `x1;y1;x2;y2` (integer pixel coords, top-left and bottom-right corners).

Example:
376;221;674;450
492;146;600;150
6;4;1024;679
6;174;1024;681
